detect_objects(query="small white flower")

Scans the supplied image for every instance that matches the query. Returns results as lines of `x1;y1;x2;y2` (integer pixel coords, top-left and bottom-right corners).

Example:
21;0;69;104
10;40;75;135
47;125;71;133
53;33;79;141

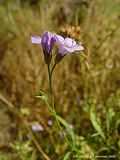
48;119;53;126
32;122;44;132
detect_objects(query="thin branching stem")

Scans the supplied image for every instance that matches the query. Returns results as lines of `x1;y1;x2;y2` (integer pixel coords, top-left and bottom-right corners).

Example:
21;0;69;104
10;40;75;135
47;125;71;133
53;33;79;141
0;93;51;160
47;64;73;148
47;64;52;95
24;121;51;160
51;63;56;75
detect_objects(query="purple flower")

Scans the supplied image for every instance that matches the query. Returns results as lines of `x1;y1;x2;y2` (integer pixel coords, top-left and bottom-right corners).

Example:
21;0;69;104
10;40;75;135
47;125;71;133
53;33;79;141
31;31;56;64
55;35;84;63
31;32;84;64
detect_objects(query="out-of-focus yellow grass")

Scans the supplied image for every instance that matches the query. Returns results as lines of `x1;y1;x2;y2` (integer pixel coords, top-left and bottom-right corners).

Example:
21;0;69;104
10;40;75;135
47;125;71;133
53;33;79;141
0;0;120;126
0;0;120;159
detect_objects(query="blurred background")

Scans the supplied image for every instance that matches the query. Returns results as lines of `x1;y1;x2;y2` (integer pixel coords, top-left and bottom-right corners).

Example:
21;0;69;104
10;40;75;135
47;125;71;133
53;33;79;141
0;0;120;159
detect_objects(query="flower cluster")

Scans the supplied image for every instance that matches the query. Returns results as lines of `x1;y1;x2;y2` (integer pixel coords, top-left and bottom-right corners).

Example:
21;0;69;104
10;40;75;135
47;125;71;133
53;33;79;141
31;31;84;65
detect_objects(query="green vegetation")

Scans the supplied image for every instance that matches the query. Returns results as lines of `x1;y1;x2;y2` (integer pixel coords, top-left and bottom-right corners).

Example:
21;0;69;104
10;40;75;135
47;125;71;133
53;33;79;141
0;0;120;159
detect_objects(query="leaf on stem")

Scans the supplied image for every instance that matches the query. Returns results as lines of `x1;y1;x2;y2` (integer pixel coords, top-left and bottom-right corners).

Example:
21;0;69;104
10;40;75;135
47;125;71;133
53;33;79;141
90;105;105;139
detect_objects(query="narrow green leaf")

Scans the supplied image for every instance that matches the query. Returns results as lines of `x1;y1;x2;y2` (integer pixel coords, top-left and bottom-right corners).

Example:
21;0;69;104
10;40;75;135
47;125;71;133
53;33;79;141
36;90;49;103
31;150;37;160
90;105;105;139
106;107;115;132
63;152;71;160
56;115;75;144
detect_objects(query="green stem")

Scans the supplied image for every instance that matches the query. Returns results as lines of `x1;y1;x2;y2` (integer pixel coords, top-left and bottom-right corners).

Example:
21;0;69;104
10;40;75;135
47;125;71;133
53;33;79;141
47;64;72;147
51;63;56;75
47;64;52;95
48;64;57;114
